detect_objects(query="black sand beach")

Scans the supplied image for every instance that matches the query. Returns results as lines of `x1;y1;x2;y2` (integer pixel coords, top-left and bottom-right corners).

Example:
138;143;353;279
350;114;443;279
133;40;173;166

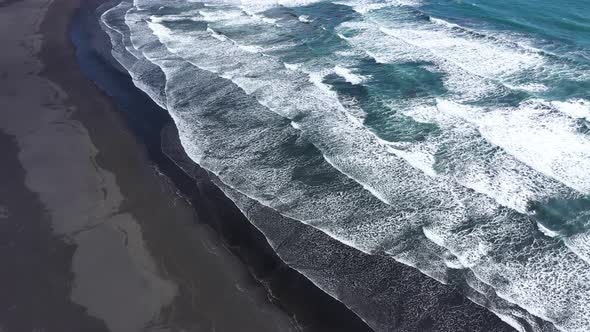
0;0;516;331
71;0;374;330
74;1;514;331
0;0;373;330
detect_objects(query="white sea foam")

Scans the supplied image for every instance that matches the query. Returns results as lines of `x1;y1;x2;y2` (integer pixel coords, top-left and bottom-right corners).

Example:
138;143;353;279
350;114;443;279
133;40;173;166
551;99;590;121
205;27;228;41
198;5;302;54
340;19;544;100
195;0;323;12
283;62;301;71
435;99;590;193
429;17;460;29
564;232;590;266
198;8;243;21
537;223;560;238
335;10;588;208
298;15;312;23
390;100;580;213
339;5;590;98
333;65;367;84
252;13;278;24
334;0;420;14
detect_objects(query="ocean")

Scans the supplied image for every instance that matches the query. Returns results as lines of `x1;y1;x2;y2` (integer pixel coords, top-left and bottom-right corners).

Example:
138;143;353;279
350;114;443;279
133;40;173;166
98;0;590;331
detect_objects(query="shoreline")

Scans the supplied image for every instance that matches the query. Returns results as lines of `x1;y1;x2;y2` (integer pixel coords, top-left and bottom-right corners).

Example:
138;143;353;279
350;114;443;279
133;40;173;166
1;0;371;330
0;0;518;330
84;1;515;332
70;0;375;330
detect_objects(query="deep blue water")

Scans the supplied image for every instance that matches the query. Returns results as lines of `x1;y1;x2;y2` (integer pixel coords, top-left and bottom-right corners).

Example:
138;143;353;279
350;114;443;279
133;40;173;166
99;0;590;331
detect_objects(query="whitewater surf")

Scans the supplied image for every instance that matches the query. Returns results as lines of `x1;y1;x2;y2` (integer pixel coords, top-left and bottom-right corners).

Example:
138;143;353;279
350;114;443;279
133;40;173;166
99;0;590;330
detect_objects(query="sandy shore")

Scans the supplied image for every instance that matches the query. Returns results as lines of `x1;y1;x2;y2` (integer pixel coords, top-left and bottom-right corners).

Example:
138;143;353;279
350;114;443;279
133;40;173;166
0;0;371;331
77;0;518;330
0;0;517;330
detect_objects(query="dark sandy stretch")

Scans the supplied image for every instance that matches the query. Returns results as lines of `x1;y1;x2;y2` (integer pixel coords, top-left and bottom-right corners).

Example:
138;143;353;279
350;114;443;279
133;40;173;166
0;0;373;331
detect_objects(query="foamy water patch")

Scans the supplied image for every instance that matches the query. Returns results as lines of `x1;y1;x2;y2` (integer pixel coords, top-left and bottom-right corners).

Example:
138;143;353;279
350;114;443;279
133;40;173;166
336;8;571;102
333;65;367;84
335;13;585;211
436;99;590;193
298;15;312;23
377;25;543;97
551;99;590;121
373;101;577;214
198;7;243;21
334;0;421;14
196;0;323;12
